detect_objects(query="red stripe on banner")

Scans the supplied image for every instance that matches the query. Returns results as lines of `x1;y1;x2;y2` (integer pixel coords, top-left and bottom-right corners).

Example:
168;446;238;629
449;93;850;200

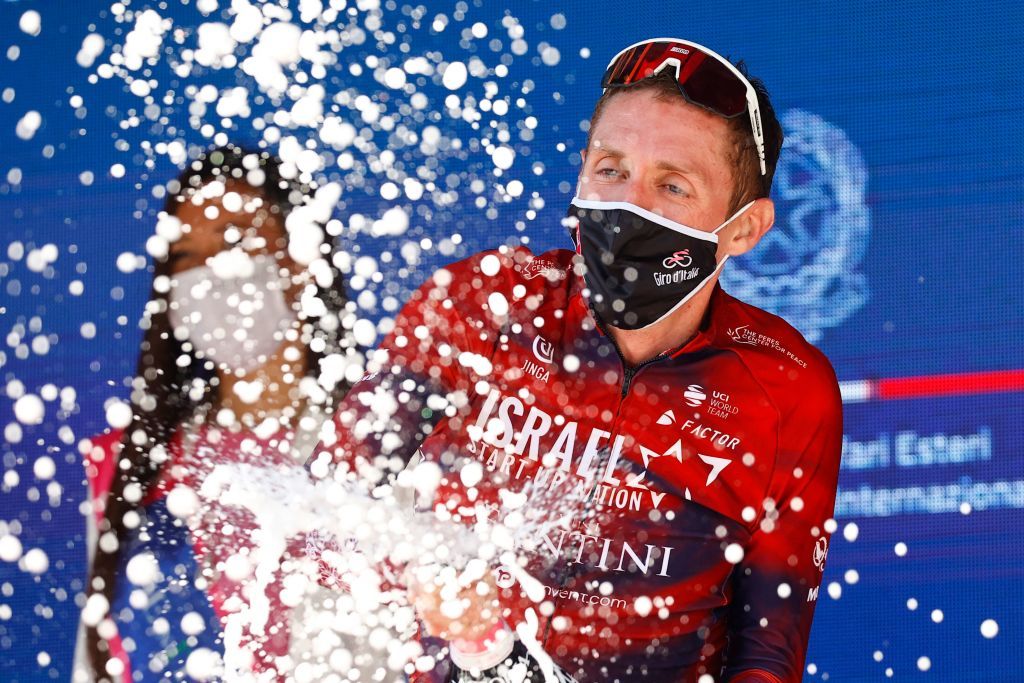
874;369;1024;400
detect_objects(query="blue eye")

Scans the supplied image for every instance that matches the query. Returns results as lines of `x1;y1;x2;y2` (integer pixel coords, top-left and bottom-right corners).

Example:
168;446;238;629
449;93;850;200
597;168;619;178
665;184;687;196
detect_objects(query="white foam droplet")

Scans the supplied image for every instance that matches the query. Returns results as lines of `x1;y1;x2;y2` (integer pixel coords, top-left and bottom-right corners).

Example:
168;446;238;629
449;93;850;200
723;543;744;564
15;111;42;140
459;462;483;489
492;145;515;170
562;354;580;373
33;456;56;480
181;611;207;636
13;394;45;425
539;44;561;67
80;594;109;627
126;552;160;586
371;206;409;237
0;534;24;562
487;292;509;317
77;33;105;68
351;318;377;347
19;10;41;37
185;647;223;681
105;400;133;429
441;61;468;90
479;254;501;276
166;485;200;519
21;547;49;574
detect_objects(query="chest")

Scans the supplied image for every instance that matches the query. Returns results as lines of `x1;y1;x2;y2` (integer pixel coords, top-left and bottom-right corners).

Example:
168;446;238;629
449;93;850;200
424;324;779;535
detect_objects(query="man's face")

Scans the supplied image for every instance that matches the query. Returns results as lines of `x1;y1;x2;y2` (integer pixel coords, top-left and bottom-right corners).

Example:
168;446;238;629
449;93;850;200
578;88;739;234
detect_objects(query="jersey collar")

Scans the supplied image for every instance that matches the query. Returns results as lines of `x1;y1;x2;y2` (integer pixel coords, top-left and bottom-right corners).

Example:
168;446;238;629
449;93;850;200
567;279;725;361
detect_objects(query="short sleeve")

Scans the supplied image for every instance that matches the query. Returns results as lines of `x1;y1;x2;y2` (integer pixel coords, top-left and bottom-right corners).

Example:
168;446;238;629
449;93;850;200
306;248;515;481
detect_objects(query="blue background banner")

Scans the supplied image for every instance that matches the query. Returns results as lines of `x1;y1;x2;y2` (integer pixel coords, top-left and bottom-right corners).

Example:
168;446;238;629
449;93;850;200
1;0;1022;680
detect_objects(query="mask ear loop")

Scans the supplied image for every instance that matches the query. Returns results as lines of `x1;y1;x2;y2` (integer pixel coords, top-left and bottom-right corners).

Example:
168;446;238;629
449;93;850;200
709;199;757;274
712;199;757;235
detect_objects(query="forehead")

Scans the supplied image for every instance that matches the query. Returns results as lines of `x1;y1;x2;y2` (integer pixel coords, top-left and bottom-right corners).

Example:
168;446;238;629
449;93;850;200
590;89;734;174
170;178;283;238
177;176;266;203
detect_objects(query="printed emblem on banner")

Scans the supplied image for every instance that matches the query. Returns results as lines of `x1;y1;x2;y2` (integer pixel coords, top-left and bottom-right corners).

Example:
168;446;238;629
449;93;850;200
719;108;871;343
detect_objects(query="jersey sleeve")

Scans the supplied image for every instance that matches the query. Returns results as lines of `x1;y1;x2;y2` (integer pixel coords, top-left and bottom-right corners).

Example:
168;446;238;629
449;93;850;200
306;248;516;484
722;363;845;682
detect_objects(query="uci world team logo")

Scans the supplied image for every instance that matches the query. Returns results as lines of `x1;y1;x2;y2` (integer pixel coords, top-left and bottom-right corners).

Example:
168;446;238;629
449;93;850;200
683;384;706;407
720;109;871;343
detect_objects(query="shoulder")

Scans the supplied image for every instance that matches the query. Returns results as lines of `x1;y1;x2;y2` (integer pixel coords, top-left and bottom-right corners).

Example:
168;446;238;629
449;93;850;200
426;245;578;312
435;245;574;288
715;289;842;424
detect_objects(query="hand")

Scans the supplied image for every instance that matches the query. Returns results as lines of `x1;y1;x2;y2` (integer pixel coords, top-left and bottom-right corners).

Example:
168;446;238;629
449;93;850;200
405;561;503;642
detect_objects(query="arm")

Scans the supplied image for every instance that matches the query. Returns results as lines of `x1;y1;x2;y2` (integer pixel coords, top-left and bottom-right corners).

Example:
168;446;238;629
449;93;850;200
306;250;505;486
722;372;844;683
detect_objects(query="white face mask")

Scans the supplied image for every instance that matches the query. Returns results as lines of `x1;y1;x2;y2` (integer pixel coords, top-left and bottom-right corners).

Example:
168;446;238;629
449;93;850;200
168;252;295;373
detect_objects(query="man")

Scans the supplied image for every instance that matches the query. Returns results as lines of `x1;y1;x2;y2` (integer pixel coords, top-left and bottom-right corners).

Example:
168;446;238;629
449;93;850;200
308;38;844;682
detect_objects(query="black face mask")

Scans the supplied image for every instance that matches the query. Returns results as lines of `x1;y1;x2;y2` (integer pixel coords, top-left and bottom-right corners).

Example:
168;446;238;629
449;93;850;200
566;197;754;330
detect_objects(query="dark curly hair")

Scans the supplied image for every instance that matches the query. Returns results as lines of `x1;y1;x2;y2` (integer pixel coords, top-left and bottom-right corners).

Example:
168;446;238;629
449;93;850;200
84;144;351;680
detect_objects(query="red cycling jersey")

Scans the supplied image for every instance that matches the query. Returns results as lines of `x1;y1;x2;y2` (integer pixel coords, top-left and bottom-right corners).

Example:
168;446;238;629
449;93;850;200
309;245;844;682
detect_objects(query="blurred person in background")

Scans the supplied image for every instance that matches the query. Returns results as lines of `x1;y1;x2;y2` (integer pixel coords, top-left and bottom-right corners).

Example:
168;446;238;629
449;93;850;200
75;145;353;682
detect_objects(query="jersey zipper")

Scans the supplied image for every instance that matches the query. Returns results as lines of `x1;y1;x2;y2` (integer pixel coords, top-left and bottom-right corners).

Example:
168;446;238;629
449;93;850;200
539;312;670;651
592;312;668;434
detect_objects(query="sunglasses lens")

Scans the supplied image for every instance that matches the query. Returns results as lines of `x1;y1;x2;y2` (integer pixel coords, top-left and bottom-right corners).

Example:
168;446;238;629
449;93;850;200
602;41;748;118
679;54;748;117
602;43;674;87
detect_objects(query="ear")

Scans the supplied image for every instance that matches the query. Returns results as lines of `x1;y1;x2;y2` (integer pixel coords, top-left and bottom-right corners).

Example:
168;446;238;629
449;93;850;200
720;197;775;258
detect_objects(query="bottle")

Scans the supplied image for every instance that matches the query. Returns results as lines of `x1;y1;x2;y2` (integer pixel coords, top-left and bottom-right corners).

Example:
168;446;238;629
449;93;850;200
447;621;577;683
